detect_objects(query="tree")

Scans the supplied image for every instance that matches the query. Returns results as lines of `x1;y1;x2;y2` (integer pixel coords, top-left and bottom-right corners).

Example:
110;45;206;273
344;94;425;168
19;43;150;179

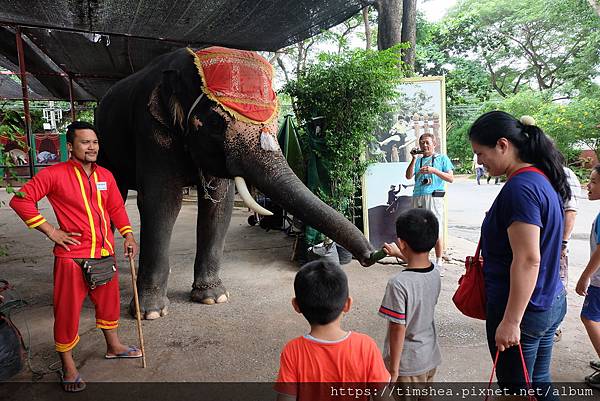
374;0;403;50
284;47;404;217
589;0;600;16
442;0;600;98
400;0;417;67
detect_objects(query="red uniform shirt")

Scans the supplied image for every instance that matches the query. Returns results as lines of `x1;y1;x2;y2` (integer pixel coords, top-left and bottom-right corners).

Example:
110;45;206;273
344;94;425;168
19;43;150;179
10;160;133;258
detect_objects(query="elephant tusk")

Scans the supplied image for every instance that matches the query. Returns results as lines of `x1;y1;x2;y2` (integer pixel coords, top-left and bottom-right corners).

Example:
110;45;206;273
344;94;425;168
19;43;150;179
234;177;273;216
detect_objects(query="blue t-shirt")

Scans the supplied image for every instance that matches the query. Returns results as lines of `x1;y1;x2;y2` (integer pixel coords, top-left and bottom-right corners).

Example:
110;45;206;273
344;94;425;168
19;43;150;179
590;213;600;288
412;154;453;196
481;171;564;311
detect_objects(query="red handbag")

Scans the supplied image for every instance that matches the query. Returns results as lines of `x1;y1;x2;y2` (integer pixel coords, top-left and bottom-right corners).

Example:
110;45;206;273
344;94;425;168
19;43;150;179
453;240;486;320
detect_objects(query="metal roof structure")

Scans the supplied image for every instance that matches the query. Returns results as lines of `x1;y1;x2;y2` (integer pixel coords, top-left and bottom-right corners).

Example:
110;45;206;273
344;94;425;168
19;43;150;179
0;0;370;101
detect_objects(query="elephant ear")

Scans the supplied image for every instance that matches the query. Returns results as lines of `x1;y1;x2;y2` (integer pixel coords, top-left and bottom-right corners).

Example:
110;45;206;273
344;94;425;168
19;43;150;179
147;69;186;131
148;84;169;128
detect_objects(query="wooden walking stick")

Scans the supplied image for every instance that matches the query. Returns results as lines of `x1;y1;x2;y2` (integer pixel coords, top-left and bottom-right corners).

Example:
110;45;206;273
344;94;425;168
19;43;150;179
128;247;147;368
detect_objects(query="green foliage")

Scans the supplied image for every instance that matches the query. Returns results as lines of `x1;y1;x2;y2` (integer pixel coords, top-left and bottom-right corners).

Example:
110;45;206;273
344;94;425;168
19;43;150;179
444;0;600;97
474;90;600;163
0;110;26;198
77;107;95;125
447;120;475;173
428;0;600;170
284;47;405;217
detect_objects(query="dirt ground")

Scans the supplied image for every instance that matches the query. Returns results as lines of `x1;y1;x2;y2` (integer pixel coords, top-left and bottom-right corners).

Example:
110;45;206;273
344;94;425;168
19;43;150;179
0;177;598;389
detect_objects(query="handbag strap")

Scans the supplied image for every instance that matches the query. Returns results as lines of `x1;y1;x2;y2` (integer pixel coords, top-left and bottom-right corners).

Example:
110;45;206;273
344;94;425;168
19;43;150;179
485;344;534;401
474;238;481;260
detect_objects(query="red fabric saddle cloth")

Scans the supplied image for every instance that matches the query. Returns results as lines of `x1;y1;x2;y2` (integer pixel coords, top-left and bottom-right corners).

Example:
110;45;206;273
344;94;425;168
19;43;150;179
190;46;278;124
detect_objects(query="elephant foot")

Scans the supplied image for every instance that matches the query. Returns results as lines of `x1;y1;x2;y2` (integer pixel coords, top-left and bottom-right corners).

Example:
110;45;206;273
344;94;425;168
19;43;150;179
129;292;170;320
191;279;229;304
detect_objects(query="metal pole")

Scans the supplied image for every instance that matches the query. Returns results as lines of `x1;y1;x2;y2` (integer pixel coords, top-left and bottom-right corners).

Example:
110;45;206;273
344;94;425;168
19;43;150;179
68;74;76;121
15;26;35;178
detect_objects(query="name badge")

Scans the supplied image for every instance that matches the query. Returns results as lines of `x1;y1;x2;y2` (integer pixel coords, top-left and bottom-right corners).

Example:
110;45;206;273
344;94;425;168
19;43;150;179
96;181;107;191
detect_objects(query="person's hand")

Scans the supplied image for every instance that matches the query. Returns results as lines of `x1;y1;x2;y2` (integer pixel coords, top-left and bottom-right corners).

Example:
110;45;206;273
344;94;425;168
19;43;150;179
383;242;402;258
47;228;81;251
389;370;399;384
495;319;520;352
576;273;591;296
419;166;438;175
124;234;138;259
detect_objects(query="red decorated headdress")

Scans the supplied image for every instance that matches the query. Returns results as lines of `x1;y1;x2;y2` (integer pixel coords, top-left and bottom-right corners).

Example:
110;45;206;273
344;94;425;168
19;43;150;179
188;46;278;125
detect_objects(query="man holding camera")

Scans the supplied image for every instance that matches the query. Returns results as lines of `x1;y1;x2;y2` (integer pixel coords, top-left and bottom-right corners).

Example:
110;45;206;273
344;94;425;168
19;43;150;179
405;133;454;274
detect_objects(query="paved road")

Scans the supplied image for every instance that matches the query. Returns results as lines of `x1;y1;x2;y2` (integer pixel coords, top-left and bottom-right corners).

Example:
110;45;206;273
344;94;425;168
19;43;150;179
447;176;595;279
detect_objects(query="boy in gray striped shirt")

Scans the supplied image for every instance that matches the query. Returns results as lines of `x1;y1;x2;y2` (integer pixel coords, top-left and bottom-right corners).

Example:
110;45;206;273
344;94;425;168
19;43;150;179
379;208;442;390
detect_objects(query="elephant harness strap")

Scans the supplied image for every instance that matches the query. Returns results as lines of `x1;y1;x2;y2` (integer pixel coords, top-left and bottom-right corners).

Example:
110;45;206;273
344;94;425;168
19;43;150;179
188;46;278;125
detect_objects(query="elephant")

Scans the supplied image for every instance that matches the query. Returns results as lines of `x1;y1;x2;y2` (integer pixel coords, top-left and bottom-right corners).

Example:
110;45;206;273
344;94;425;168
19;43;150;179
96;46;377;320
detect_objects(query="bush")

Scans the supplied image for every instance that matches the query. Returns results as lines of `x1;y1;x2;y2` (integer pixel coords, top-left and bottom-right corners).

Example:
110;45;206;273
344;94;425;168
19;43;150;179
284;47;405;217
457;90;600;165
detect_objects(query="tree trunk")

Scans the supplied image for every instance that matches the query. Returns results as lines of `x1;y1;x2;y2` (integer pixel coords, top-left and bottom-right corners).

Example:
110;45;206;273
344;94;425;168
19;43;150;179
401;0;417;68
588;0;600;16
363;6;372;50
374;0;403;50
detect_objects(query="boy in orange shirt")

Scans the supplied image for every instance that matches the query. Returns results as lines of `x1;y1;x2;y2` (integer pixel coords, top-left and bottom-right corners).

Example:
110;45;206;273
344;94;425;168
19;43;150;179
275;260;390;401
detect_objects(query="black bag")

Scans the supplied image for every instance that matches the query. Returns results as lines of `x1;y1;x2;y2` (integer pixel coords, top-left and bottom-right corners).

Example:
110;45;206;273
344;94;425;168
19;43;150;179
431;190;446;197
75;256;116;290
0;281;25;381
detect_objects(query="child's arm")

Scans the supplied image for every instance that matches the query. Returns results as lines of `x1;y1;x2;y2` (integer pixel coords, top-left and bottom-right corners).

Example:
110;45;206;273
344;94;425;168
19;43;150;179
387;321;406;383
576;244;600;296
383;242;405;259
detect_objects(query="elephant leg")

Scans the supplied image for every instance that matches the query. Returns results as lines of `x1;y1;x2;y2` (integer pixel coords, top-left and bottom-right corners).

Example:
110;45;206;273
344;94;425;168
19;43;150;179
132;180;183;320
190;175;234;304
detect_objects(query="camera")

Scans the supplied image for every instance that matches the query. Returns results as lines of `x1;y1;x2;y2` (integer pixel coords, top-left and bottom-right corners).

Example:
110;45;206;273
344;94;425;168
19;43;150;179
421;177;432;185
410;148;425;155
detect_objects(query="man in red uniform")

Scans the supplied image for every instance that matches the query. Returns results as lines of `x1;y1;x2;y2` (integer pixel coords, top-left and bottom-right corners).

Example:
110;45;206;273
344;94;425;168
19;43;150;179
10;121;141;392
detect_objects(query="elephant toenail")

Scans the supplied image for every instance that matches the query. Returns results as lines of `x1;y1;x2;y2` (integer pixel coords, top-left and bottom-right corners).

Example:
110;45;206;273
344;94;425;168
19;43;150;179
201;298;216;305
145;311;161;320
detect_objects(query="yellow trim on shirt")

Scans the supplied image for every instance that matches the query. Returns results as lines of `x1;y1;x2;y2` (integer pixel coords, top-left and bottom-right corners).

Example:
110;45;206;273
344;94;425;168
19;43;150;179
93;172;114;254
25;214;43;224
118;225;132;234
29;218;47;229
73;167;96;258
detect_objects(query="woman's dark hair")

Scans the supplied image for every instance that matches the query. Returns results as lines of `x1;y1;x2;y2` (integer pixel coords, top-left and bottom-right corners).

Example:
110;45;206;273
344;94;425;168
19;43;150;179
468;111;571;203
594;164;600;175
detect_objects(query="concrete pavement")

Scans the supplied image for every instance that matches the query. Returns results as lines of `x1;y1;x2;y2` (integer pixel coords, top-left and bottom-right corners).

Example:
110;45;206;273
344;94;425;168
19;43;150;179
0;176;597;387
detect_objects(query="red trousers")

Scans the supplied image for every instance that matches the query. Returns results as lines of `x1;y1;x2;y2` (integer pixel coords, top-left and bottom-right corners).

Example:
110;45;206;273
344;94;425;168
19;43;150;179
53;257;120;352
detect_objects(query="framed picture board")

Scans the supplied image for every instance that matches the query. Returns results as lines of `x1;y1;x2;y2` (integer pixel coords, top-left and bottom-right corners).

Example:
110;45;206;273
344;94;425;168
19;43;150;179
362;76;447;249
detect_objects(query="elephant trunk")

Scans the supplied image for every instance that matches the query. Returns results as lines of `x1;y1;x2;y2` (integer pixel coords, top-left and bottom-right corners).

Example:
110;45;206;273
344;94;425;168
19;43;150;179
246;157;375;266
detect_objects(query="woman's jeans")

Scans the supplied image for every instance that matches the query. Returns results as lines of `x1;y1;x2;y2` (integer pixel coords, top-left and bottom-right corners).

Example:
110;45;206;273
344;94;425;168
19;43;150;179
486;290;567;401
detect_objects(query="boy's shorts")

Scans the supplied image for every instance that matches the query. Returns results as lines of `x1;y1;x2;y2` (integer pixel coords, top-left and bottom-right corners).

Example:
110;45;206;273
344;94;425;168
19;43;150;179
581;285;600;322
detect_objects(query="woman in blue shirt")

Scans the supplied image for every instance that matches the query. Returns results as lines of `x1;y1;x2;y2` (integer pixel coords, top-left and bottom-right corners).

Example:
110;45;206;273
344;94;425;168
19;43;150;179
469;111;569;401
